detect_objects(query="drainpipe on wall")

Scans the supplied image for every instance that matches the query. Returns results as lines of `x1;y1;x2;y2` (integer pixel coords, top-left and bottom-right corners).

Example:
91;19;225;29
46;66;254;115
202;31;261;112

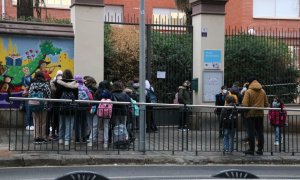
2;0;5;19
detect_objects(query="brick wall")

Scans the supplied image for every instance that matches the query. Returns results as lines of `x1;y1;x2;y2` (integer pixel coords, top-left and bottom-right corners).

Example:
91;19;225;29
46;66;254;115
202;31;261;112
225;0;300;30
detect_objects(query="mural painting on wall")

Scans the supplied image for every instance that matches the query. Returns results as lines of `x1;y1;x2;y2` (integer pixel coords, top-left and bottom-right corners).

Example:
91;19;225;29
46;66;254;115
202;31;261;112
0;35;74;108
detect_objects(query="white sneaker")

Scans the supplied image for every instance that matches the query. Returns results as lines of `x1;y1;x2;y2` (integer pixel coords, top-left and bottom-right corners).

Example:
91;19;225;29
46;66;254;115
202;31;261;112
64;141;69;146
274;141;279;146
29;126;34;131
87;142;92;147
25;126;30;131
103;143;108;148
59;139;63;144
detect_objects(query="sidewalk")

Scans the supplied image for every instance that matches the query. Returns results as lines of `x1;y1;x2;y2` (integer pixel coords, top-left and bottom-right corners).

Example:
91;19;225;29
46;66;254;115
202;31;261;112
1;135;300;167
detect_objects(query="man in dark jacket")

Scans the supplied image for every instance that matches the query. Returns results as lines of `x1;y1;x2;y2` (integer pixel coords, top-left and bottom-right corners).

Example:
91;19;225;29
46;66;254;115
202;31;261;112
215;85;227;137
242;76;269;155
178;80;192;131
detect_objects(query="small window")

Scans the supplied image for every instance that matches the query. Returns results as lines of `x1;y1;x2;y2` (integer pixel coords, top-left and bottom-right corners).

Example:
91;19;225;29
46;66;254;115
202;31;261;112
105;5;124;23
253;0;300;19
153;8;185;25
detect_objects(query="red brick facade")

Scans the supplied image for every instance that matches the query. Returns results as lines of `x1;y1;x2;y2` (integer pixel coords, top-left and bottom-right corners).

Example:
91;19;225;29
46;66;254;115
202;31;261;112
1;0;299;30
225;0;300;30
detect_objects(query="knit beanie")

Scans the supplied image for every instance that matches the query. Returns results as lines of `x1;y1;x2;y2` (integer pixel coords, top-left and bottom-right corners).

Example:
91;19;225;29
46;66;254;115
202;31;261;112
74;74;83;83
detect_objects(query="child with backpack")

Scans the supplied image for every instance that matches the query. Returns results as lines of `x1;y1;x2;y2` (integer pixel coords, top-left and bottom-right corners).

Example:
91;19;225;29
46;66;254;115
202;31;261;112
221;94;238;154
96;90;113;148
74;74;93;143
268;96;287;146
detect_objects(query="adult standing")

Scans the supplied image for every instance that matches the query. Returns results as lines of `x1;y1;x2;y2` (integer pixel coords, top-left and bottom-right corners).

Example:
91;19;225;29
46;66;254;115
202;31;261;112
178;80;192;131
242;76;269;155
215;85;227;137
145;80;158;133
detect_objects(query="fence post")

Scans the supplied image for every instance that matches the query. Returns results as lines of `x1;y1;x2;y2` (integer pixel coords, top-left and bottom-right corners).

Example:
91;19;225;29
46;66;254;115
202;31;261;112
70;0;105;83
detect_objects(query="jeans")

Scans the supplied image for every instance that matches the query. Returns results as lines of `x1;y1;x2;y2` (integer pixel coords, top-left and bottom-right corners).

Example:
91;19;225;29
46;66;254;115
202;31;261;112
223;128;235;152
59;114;75;142
24;101;33;127
103;118;110;144
274;126;281;143
88;114;100;143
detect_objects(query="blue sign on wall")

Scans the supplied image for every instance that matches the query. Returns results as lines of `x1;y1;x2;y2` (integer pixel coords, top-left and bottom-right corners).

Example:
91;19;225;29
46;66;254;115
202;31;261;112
204;50;221;69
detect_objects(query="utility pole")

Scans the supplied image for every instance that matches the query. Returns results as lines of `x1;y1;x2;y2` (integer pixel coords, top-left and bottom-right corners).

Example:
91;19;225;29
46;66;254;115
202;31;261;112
139;0;146;152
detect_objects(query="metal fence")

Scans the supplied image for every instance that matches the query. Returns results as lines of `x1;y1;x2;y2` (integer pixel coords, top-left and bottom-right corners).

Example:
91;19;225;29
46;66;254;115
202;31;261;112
7;97;300;156
104;15;193;104
225;27;300;103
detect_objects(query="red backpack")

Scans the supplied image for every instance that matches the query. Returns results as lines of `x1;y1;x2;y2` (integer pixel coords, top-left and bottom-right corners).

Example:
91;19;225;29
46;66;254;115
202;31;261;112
97;98;113;119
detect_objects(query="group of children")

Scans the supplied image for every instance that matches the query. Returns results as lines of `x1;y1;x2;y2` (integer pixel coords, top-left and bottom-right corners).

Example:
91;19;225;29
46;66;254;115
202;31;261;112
216;82;287;154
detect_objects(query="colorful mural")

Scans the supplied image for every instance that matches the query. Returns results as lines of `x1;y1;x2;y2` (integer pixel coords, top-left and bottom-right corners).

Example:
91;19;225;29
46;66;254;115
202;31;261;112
0;35;74;108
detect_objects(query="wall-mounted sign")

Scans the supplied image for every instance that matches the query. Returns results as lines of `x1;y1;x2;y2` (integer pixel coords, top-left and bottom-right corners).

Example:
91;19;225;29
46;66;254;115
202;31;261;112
204;50;221;69
157;71;166;79
201;28;208;37
203;71;223;102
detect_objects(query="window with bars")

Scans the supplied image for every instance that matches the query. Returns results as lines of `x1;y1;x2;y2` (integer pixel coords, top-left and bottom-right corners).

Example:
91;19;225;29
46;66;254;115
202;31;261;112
153;8;185;25
253;0;300;19
12;0;71;9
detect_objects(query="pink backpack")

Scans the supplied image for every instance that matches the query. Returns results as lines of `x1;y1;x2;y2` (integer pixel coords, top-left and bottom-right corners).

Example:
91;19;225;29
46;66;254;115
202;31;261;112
97;98;113;119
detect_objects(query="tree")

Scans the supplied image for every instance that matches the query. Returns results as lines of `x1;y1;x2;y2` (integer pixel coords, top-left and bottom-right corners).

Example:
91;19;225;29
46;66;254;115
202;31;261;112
225;34;299;103
174;0;192;26
17;0;33;19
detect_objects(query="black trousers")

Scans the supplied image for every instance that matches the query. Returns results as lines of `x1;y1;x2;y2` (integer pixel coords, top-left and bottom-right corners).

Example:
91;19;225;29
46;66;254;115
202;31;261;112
246;117;264;152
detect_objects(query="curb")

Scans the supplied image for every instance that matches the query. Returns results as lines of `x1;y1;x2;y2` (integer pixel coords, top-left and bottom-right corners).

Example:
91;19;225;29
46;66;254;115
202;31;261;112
1;153;300;167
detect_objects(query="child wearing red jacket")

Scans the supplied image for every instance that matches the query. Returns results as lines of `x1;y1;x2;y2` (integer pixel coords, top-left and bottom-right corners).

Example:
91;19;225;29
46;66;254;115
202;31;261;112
268;97;287;146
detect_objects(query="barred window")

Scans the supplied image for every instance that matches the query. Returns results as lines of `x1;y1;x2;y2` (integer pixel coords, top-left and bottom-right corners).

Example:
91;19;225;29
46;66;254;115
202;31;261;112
253;0;300;19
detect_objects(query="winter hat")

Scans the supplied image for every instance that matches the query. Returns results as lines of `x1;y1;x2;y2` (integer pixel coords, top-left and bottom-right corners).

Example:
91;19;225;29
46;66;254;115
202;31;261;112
247;76;257;84
56;70;63;76
230;86;240;95
101;89;110;98
74;74;83;83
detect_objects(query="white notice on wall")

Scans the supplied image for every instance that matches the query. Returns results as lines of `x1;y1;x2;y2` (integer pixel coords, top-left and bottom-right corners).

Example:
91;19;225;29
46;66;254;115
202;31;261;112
157;71;166;79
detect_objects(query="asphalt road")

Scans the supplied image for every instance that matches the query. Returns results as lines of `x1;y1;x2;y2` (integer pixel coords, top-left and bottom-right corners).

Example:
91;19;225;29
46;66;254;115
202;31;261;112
0;164;300;180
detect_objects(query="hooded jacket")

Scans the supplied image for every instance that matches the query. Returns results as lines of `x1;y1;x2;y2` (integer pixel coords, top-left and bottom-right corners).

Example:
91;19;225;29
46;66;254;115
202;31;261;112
242;80;269;118
178;86;192;105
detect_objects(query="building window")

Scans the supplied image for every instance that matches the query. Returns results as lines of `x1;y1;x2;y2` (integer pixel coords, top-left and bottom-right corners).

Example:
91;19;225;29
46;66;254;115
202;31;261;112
12;0;71;9
105;5;124;23
253;0;300;19
153;8;185;25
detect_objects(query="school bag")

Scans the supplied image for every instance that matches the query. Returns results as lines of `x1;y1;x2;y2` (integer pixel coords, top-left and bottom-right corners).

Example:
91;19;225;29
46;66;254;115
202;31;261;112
97;98;113;118
28;90;44;112
221;106;238;129
113;123;129;149
60;90;76;111
78;85;89;100
130;98;139;116
146;87;157;103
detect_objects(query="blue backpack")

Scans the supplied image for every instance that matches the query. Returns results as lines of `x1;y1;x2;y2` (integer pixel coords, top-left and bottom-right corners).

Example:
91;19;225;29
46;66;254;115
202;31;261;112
28;90;44;112
146;87;157;103
78;85;89;100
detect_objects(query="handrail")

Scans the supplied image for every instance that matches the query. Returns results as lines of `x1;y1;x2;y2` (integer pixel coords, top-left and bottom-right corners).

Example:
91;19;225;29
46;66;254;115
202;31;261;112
9;96;300;111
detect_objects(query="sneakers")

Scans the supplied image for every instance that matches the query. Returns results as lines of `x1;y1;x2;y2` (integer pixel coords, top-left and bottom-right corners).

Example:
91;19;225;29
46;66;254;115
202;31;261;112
256;150;263;155
33;138;47;144
87;142;93;147
64;141;69;146
59;139;64;144
26;126;34;131
274;141;279;146
178;128;189;132
244;150;254;155
103;143;108;148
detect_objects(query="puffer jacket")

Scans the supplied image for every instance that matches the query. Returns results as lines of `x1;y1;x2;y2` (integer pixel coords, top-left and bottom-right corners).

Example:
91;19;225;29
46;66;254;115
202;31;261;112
242;80;269;118
28;80;51;110
178;86;192;105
